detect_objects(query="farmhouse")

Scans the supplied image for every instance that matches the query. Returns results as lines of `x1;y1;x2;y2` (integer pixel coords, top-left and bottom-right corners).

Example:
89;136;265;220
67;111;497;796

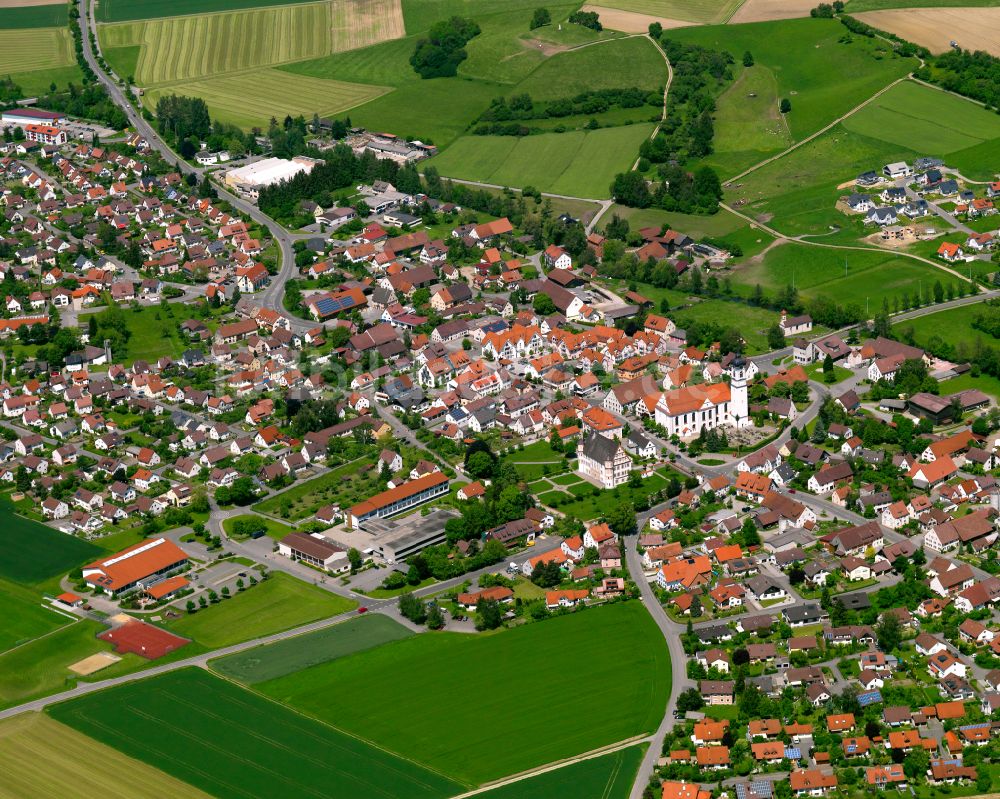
82;538;189;596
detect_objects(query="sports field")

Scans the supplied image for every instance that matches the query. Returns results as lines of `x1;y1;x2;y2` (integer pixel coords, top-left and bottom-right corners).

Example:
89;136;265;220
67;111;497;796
50;668;463;798
0;578;70;655
581;0;746;24
260;603;669;784
478;746;646;799
0;713;213;799
0;500;101;586
0;26;75;77
211;614;413;683
144;69;389;129
429;124;655;199
668;18;916;176
161;573;356;648
841;80;1000;178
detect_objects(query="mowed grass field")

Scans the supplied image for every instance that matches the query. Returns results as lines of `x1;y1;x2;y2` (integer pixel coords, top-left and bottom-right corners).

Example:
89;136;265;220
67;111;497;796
0;500;101;587
429;124;655;198
260;603;670;785
842;80;1000;180
478;746;645;799
0;578;70;655
211;614;413;684
584;0;745;24
668;18;916;176
50;668;463;798
0;26;75;76
160;573;357;649
0;713;213;799
0;4;66;29
892;303;991;350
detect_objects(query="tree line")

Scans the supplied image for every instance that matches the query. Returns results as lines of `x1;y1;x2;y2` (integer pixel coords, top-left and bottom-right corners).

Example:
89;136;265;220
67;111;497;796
410;16;481;78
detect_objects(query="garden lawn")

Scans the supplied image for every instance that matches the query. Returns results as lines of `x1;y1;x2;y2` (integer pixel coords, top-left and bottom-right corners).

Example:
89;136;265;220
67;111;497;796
938;372;1000;402
555;469;678;519
0;578;70;655
80;303;189;366
50;668;462;798
0;499;101;586
427;124;655;199
253;455;378;520
668;18;917;175
505;440;566;463
161;573;356;648
259;603;669;785
841;80;1000;181
0;713;213;799
476;745;645;799
222;514;297;540
210;614;412;684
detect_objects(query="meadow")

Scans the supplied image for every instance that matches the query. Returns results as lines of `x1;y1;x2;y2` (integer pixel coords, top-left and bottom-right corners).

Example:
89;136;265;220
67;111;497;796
211;614;413;683
668;18;916;176
50;668;463;798
0;4;66;28
161;573;356;648
0;27;76;79
221;513;297;540
80;304;189;366
728;241;970;309
0;713;213;799
478;746;645;799
253;455;378;520
841;80;1000;180
892;304;992;351
0;578;70;655
429;124;655;198
585;0;746;24
0;500;100;586
260;603;669;785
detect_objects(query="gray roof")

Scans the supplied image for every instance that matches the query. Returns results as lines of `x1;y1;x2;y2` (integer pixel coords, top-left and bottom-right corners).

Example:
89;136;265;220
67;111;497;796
580;432;623;464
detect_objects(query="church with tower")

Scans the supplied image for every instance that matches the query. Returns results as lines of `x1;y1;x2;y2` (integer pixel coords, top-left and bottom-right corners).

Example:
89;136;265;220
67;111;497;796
654;355;751;438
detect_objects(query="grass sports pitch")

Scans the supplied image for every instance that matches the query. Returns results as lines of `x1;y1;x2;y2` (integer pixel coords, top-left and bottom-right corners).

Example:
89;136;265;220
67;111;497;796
0;713;213;799
260;603;670;784
50;668;463;798
211;614;413;684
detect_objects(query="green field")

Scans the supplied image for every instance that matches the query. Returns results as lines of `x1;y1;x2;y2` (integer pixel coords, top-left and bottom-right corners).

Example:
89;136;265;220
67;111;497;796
847;0;1000;10
478;746;645;799
729;241;969;310
0;26;75;77
429;124;655;198
938;371;1000;402
0;500;100;587
222;513;297;540
0;620;145;709
50;668;463;798
842;81;1000;181
0;5;67;28
211;614;413;683
260;603;669;784
669;18;916;176
0;578;70;655
81;303;191;366
893;303;995;350
161;573;356;648
96;0;323;22
0;713;213;799
253;455;379;520
589;0;745;24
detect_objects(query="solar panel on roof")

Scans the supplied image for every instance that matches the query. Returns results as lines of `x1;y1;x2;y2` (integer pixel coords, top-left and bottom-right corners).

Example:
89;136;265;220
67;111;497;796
785;747;801;759
751;780;773;797
858;690;883;706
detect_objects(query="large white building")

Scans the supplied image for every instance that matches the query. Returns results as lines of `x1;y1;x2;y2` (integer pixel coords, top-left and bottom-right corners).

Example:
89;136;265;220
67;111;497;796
225;156;321;199
577;433;630;489
654;356;751;438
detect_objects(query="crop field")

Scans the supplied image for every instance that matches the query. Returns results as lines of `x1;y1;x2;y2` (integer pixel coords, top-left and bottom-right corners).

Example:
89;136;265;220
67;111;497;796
0;500;101;586
728;0;819;22
848;0;1000;11
0;3;66;29
50;668;463;798
429;124;655;199
96;0;319;22
160;573;356;648
0;713;213;799
582;0;746;24
669;18;915;175
854;8;1000;57
260;603;669;785
478;746;645;799
0;26;75;76
841;81;1000;178
253;455;378;520
144;68;389;129
211;614;413;683
0;620;144;709
0;578;70;655
728;241;968;310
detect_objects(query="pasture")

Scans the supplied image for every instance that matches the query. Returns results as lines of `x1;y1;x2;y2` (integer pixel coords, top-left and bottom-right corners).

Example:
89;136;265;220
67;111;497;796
0;499;101;587
161;573;356;648
429;124;655;199
0;578;69;655
0;713;213;799
260;603;669;785
211;614;413;683
581;0;747;24
668;18;916;175
478;746;645;799
50;668;463;798
143;68;389;130
729;241;969;309
0;26;75;77
841;80;1000;179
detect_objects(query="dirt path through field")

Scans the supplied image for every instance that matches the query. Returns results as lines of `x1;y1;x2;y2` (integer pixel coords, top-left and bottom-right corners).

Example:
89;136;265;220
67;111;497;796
580;5;698;32
855;7;1000;57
